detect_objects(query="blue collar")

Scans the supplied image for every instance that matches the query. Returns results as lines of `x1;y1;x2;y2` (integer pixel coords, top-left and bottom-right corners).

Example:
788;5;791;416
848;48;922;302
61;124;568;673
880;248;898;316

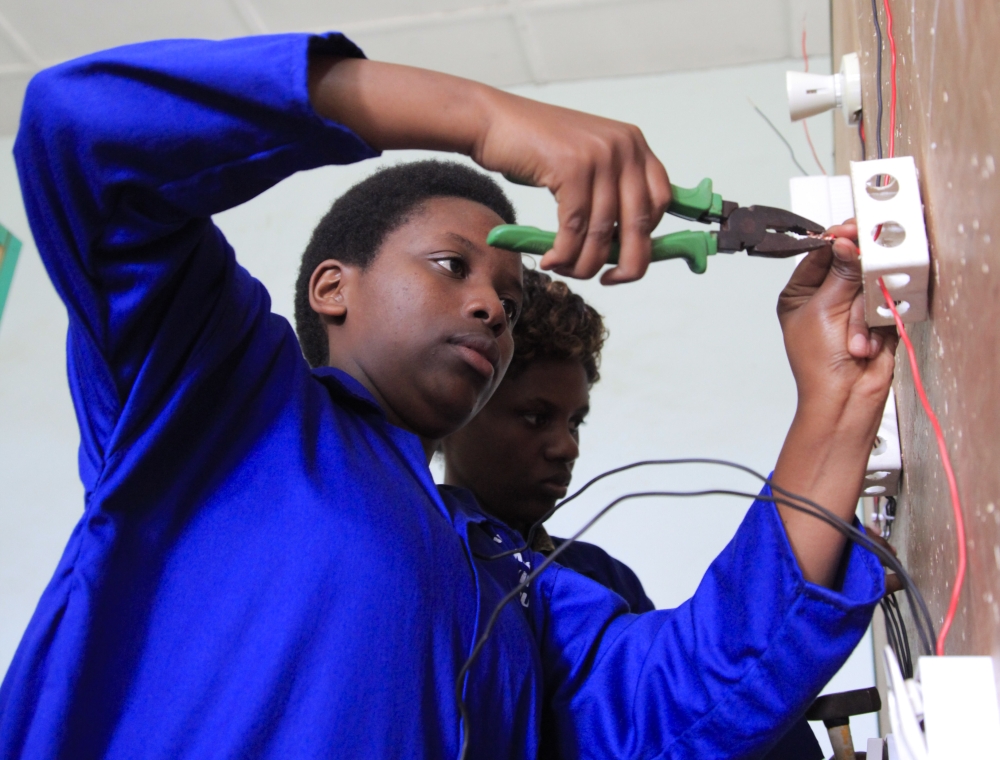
310;366;386;417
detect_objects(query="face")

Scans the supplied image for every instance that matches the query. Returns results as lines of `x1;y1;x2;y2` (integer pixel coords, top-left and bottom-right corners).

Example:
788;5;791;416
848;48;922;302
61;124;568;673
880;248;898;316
442;359;590;532
309;197;523;441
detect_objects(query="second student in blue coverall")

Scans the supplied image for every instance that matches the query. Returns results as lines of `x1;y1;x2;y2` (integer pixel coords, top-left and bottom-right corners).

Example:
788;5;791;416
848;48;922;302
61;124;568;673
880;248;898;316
442;267;825;759
1;31;894;758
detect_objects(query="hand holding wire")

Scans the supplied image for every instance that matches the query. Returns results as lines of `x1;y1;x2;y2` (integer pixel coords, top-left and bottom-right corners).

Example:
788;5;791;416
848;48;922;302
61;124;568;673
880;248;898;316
778;222;898;415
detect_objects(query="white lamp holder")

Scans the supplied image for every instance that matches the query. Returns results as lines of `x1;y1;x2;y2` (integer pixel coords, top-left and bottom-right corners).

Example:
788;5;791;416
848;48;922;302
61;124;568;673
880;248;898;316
787;52;862;124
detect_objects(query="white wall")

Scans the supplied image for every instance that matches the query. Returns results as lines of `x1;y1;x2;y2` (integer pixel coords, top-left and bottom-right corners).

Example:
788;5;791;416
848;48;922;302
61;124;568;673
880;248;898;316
0;57;877;752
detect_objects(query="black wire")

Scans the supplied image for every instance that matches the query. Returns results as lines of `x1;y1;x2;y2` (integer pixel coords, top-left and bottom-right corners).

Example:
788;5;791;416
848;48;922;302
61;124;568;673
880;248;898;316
880;598;902;674
870;0;885;159
474;458;935;654
455;460;937;759
748;100;810;176
888;592;913;677
881;596;907;677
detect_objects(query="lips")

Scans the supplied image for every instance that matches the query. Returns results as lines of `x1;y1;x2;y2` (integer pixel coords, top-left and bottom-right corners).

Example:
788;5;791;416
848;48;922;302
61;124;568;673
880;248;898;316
448;333;501;379
538;473;572;496
540;473;572;488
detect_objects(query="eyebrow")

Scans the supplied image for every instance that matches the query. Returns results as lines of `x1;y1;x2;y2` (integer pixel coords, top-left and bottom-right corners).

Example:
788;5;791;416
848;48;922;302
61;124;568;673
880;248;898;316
523;397;590;416
444;232;480;251
444;232;524;297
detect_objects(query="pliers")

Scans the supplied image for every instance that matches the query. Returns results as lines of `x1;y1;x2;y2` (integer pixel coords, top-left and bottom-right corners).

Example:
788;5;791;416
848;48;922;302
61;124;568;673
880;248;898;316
486;178;827;274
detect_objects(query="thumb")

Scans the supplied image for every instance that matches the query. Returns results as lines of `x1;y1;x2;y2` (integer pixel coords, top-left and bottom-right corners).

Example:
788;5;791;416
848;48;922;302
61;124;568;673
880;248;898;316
817;236;863;305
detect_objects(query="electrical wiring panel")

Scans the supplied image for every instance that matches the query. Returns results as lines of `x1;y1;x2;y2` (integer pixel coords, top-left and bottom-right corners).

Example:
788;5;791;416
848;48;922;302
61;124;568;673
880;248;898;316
850;157;929;327
829;0;1000;748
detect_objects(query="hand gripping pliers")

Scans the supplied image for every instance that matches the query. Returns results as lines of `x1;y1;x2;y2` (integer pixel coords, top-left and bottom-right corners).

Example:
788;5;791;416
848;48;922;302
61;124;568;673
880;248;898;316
486;178;828;274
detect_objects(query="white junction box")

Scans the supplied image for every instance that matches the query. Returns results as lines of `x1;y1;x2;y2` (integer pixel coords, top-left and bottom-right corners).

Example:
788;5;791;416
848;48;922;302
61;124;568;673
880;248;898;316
849;156;930;327
866;388;901;497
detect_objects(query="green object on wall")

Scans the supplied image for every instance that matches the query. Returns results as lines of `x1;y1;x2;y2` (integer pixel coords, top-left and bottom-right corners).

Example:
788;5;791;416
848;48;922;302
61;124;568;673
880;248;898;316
0;223;22;327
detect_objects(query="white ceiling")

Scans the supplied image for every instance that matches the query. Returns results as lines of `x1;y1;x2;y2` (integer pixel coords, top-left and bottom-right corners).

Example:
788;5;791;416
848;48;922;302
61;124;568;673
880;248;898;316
0;0;829;135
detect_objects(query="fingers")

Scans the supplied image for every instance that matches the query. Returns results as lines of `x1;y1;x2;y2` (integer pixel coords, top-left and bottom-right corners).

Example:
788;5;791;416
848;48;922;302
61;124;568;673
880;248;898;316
847;291;871;358
864;526;899;566
788;244;834;291
870;326;899;376
602;146;671;285
785;220;857;294
542;163;594;274
833;239;901;362
537;122;666;284
602;166;652;284
884;573;904;596
573;164;620;278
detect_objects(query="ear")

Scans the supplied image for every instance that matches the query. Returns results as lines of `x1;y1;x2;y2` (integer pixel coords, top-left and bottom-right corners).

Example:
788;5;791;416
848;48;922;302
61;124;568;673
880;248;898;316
308;259;354;322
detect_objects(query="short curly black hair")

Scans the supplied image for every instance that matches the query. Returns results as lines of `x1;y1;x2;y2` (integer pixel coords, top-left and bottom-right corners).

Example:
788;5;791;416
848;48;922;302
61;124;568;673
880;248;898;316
509;268;607;385
294;160;516;368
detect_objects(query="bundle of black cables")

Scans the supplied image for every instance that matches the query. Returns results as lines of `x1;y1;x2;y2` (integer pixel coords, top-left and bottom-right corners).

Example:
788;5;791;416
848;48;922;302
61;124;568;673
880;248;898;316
882;592;913;679
455;458;934;760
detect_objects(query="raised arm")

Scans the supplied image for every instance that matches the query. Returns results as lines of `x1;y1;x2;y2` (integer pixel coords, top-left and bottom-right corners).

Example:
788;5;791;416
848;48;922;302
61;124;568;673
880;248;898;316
533;232;891;755
307;56;672;283
17;33;671;488
15;34;378;486
771;223;897;586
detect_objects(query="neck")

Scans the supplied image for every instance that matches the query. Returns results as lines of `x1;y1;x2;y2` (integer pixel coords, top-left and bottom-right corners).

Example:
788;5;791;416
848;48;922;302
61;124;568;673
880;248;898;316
325;358;442;463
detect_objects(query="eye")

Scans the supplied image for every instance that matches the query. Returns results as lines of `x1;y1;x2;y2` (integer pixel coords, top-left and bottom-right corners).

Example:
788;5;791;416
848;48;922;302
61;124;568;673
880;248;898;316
501;298;520;324
523;413;542;427
434;256;467;276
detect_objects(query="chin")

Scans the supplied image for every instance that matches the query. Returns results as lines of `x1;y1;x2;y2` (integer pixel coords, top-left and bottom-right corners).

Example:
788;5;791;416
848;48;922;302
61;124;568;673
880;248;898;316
413;387;485;439
525;496;558;520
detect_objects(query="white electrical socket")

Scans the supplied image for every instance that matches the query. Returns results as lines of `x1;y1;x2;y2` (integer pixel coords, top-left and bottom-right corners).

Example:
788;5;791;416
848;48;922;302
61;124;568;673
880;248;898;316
921;656;1000;758
884;647;1000;760
789;175;855;230
850;156;930;328
866;388;901;498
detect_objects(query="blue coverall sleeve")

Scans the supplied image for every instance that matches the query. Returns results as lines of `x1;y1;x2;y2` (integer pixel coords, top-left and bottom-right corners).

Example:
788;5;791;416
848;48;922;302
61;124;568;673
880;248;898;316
535;490;884;759
13;34;378;491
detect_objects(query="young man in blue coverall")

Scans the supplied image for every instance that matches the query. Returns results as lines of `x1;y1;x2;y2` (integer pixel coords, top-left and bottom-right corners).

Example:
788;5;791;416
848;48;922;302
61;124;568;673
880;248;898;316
441;267;824;759
0;31;895;759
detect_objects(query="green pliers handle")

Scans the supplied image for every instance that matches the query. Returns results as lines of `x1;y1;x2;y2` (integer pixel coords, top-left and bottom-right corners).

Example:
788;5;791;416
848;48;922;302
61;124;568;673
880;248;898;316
667;177;725;221
487;178;723;274
486;226;716;274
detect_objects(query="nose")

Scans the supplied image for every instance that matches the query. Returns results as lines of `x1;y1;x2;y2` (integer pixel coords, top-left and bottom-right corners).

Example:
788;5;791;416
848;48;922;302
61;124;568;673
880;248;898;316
545;427;580;464
465;288;508;338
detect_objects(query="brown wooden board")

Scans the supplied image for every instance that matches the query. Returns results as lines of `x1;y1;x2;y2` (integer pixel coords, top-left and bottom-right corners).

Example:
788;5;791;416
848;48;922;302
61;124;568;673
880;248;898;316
833;0;1000;722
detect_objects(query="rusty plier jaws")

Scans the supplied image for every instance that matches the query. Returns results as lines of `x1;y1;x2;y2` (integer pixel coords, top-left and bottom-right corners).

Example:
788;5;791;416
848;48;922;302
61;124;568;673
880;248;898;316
715;205;828;258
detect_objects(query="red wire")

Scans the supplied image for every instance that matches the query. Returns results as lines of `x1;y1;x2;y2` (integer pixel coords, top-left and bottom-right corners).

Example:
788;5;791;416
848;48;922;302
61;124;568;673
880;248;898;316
800;26;828;175
877;278;966;656
883;0;898;158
